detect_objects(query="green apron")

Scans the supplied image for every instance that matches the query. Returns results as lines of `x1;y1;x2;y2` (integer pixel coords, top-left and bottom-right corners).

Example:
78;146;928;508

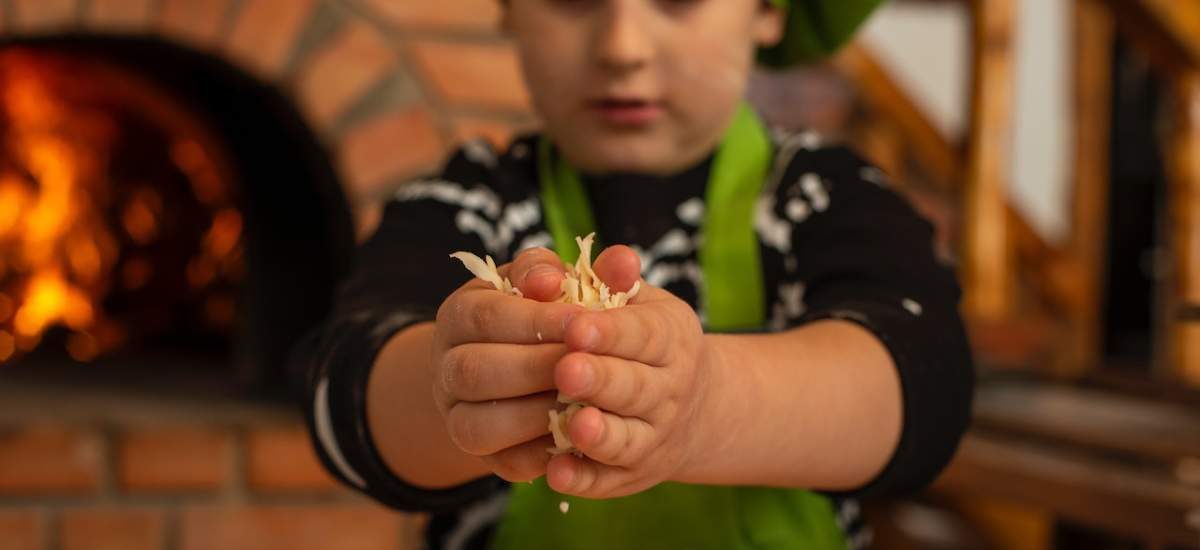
488;104;847;550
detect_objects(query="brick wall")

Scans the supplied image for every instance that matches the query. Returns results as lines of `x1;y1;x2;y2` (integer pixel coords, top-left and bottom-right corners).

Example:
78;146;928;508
0;3;527;547
0;6;519;543
0;0;536;215
0;414;423;550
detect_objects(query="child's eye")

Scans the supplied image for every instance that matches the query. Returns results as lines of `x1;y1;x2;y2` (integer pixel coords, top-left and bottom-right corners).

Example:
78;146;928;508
546;0;598;12
657;0;704;14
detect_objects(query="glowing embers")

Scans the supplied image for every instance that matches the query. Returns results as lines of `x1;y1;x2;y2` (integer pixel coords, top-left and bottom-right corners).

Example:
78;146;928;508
0;49;243;364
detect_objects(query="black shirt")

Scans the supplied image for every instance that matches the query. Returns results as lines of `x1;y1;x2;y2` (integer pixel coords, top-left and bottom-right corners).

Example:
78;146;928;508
295;130;975;550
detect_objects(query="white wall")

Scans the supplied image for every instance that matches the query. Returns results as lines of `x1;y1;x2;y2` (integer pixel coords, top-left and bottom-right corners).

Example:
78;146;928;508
860;0;1074;244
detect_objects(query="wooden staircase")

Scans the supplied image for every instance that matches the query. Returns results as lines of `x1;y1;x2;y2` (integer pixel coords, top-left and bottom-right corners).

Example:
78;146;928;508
832;1;1200;547
837;0;1200;389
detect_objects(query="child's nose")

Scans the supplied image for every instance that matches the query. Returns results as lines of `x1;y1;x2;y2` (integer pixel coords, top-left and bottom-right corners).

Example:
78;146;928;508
593;2;654;72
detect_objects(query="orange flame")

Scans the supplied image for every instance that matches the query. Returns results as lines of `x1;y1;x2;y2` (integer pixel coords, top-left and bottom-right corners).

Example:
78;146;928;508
0;53;109;361
0;50;243;364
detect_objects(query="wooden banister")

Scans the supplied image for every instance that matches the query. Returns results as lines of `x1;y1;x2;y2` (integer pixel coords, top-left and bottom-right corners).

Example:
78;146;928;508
836;41;1075;329
836;1;1200;380
1169;72;1200;388
962;0;1017;322
1131;0;1200;66
1103;0;1200;76
833;42;964;190
1059;0;1116;377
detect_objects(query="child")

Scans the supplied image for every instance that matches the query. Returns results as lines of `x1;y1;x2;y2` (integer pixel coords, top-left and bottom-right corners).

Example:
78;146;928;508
298;0;973;548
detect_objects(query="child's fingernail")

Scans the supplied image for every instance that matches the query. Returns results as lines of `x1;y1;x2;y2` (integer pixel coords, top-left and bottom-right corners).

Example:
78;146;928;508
574;360;594;392
580;324;599;350
528;264;557;280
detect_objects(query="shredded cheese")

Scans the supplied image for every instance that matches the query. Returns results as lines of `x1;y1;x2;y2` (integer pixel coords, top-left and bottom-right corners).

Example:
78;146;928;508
450;233;639;456
447;252;522;297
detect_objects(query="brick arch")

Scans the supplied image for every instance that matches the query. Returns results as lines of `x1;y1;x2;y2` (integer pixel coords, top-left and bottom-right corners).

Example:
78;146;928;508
1;0;537;205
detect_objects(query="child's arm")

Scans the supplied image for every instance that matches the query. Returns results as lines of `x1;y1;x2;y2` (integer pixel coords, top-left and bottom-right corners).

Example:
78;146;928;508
549;294;904;491
544;150;973;499
541;274;905;496
297;144;577;512
365;321;483;488
694;322;903;490
365;248;575;490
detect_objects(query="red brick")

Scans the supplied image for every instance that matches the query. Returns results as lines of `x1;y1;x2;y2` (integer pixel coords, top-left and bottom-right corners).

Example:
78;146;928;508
297;22;398;130
245;426;341;493
0;427;102;495
158;0;233;49
452;117;518;150
61;508;166;550
412;41;531;111
11;0;76;33
338;107;444;202
86;0;154;31
179;504;405;550
362;0;501;32
117;427;231;493
0;510;45;550
224;0;316;78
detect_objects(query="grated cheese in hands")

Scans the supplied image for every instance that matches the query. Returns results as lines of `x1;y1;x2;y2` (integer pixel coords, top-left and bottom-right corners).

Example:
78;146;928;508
450;233;639;456
448;252;523;297
558;233;640;310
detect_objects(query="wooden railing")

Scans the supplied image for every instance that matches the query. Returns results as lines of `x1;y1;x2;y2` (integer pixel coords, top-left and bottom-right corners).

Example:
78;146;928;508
837;5;1200;546
836;0;1200;389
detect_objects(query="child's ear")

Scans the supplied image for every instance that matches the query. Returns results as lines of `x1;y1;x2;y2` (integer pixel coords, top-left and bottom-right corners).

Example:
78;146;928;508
753;4;785;47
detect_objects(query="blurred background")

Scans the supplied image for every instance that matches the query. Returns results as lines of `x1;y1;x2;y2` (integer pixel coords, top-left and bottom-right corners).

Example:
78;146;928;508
0;0;1197;549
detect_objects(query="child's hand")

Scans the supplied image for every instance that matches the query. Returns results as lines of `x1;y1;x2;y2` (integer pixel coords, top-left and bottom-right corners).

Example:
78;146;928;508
545;246;716;499
431;247;579;482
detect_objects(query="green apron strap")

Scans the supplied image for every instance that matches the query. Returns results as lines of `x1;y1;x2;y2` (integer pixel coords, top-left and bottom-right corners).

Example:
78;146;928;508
702;103;769;331
537;138;596;265
536;103;768;331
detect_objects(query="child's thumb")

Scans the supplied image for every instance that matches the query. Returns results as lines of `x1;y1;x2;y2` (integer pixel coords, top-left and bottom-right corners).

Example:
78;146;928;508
593;245;641;293
508;247;566;302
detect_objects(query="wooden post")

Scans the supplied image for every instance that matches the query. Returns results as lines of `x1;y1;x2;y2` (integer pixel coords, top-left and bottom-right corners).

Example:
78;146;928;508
962;0;1016;322
1060;0;1115;377
1169;72;1200;388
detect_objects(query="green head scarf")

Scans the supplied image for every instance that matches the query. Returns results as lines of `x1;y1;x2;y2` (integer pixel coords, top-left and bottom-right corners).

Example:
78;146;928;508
759;0;885;67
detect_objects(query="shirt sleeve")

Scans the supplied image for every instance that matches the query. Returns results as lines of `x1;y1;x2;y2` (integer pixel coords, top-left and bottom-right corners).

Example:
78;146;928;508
781;146;975;497
292;148;510;513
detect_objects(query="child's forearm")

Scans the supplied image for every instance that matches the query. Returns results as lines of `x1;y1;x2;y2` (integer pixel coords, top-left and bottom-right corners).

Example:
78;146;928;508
366;322;491;489
677;320;902;491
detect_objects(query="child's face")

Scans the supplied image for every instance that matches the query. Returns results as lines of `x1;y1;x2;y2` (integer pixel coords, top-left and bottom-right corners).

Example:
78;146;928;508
504;0;783;175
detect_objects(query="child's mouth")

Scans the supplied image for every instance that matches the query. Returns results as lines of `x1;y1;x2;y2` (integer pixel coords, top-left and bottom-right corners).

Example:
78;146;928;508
590;98;663;126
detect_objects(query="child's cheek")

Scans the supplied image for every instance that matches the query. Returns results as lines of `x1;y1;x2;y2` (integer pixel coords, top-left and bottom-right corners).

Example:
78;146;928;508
663;29;755;103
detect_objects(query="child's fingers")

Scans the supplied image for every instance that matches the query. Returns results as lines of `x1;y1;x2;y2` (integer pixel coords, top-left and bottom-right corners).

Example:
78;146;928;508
554;352;664;419
440;343;565;403
445;392;556;456
564;303;688;366
567;406;655;467
545;453;653;499
504;247;566;302
438;289;581;345
481;435;555;483
592;245;642;293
